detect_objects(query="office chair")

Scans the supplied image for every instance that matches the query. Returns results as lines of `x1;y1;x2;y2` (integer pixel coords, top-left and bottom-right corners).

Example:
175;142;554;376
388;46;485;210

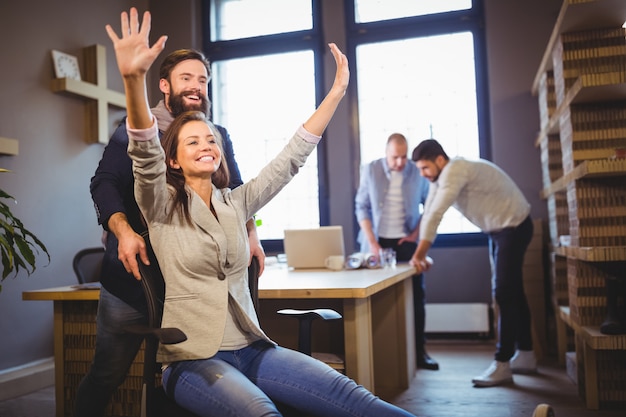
247;264;345;372
129;232;197;417
72;247;105;283
276;308;345;372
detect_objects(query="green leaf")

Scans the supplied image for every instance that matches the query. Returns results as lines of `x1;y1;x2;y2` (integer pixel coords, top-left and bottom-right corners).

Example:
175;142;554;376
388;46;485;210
0;183;50;286
0;189;15;200
1;245;14;279
14;235;35;267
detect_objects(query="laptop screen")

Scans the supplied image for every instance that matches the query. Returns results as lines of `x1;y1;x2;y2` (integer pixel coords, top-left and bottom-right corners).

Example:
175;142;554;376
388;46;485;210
283;226;345;269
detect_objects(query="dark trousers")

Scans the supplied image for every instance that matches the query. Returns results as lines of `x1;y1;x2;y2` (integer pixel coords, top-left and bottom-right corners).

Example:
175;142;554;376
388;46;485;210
488;215;534;362
378;238;426;353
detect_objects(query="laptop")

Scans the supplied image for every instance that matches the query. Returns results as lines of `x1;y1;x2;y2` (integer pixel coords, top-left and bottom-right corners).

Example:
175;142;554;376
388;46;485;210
283;226;345;269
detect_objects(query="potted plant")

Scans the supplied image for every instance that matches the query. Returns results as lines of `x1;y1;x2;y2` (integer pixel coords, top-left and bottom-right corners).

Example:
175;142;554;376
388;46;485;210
0;168;50;291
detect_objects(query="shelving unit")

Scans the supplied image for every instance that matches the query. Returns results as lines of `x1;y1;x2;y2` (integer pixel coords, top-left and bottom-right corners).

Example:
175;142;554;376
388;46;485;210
533;0;626;410
557;306;626;409
531;0;626;96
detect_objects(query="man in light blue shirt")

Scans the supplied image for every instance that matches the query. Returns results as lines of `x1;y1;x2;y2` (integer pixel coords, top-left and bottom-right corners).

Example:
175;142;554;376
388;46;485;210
355;133;437;370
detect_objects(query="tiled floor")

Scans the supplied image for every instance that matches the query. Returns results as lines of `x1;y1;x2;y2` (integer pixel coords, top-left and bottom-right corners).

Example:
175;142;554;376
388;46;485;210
1;340;623;417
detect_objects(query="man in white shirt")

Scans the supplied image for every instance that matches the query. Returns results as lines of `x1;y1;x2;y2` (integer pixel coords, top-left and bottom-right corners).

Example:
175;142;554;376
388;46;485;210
410;139;536;386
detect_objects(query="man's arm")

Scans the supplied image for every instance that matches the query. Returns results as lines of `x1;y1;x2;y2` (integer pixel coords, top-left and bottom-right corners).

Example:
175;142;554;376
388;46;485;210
107;213;149;280
90;123;132;230
90;120;149;280
354;163;380;253
400;176;429;245
401;219;420;245
358;218;382;255
411;238;433;273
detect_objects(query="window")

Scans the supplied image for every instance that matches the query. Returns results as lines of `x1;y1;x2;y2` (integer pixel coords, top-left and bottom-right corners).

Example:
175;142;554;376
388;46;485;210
350;1;487;236
355;33;481;234
210;0;313;41
205;0;489;244
207;0;321;241
354;0;472;23
211;52;319;239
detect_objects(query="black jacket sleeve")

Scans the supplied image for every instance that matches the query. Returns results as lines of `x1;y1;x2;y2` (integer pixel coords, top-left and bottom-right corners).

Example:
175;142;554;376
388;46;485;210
216;124;244;189
89;119;145;234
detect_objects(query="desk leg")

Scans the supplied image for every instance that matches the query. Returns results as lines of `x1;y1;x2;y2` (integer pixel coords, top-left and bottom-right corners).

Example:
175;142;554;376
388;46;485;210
371;276;415;398
53;301;65;417
342;297;374;392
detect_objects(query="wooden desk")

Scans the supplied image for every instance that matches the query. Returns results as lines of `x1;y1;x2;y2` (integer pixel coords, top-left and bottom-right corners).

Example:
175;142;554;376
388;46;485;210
258;264;417;397
22;284;141;417
23;264;416;416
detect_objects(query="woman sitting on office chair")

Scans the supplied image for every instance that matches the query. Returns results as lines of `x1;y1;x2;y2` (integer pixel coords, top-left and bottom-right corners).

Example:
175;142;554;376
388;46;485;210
105;7;416;417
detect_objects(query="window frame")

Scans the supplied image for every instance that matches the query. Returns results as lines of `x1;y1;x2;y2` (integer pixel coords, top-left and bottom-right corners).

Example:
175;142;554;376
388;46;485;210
203;0;330;253
344;0;490;248
202;0;491;250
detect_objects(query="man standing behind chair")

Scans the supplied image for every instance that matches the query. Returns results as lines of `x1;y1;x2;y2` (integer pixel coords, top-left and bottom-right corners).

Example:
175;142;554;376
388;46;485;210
410;138;536;387
74;49;265;417
354;133;438;370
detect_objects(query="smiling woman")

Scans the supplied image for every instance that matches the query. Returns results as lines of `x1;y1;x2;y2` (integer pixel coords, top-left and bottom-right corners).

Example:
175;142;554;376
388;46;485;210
169;119;223;177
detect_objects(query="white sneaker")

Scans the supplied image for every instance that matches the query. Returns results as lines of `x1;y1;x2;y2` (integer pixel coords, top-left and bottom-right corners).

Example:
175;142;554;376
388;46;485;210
510;349;537;374
531;403;555;417
472;360;513;387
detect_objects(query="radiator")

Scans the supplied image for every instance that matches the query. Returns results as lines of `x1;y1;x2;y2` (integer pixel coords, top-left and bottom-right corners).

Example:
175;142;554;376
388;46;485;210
424;303;491;333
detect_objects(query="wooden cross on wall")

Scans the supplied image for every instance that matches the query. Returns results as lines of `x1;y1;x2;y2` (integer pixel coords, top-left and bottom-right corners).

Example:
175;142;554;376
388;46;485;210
0;137;19;155
50;44;126;144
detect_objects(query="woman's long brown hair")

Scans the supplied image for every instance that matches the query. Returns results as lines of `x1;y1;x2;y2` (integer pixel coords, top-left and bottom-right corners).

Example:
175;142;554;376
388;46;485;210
159;111;230;225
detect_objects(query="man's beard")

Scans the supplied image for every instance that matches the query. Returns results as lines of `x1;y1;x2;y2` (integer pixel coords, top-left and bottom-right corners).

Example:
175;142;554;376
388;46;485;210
168;91;211;118
431;167;441;182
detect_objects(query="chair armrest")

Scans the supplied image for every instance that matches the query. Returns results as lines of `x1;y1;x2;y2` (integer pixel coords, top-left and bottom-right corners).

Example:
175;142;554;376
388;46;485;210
277;308;342;321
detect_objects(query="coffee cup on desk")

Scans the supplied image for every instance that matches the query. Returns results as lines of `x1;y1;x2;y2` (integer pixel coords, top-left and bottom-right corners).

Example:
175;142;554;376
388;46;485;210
325;255;345;271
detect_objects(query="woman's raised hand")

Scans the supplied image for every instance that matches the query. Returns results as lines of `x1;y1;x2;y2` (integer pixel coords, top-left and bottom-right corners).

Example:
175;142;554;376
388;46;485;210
105;7;167;79
327;43;349;97
301;43;350;136
106;8;166;129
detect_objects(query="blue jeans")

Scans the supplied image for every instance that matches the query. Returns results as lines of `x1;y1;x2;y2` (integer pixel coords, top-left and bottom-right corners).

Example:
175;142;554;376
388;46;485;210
488;216;534;362
162;340;415;417
73;287;147;417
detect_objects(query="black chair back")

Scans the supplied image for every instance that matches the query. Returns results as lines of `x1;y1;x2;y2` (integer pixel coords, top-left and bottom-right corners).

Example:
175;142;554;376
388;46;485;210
72;247;105;284
248;255;261;311
138;232;166;329
136;231;194;417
